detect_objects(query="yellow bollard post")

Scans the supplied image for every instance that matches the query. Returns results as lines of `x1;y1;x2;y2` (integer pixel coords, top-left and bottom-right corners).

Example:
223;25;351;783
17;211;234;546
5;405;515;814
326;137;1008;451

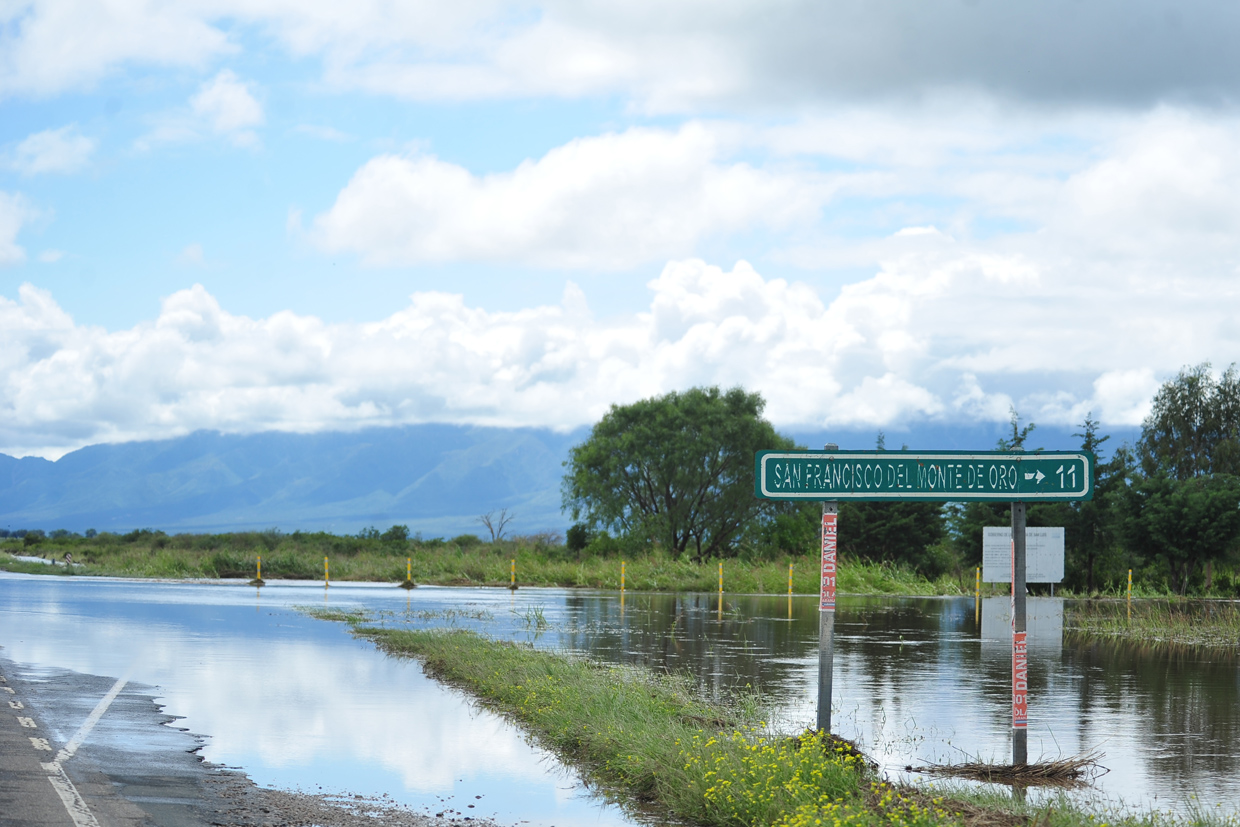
1127;568;1132;621
257;555;261;581
510;559;517;590
620;560;625;593
975;567;980;599
788;562;794;596
400;556;417;590
718;561;723;597
324;556;329;587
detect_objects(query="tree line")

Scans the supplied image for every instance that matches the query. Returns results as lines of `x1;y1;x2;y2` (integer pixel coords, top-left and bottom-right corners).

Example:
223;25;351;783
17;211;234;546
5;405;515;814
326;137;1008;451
563;365;1240;596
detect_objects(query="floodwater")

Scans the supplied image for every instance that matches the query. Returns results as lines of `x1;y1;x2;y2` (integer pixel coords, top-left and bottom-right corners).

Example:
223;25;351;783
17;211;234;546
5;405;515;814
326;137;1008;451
1;573;1237;822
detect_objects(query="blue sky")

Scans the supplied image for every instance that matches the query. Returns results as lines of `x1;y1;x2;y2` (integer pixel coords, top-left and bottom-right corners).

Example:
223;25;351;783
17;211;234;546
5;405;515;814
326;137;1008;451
2;1;1240;458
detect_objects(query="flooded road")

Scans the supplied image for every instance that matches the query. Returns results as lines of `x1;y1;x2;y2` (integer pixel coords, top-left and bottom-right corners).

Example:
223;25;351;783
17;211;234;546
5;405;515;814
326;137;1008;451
2;573;1237;822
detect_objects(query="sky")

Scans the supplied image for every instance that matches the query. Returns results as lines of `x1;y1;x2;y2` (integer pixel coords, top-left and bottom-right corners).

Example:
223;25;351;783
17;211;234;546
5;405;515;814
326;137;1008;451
2;1;1239;459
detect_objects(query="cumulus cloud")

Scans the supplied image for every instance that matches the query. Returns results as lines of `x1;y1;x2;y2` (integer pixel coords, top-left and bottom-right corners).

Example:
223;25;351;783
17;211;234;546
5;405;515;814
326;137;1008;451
311;123;822;269
0;192;34;265
8;124;95;174
2;245;1231;458
5;1;1240;109
190;69;263;137
138;69;263;149
0;0;231;97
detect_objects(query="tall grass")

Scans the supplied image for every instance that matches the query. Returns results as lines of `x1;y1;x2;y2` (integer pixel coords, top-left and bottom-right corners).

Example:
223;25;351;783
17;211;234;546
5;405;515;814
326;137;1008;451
1066;599;1240;649
0;537;966;596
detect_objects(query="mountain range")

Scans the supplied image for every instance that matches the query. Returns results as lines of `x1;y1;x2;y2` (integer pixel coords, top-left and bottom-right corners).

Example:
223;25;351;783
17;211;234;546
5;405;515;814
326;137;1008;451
0;421;1139;538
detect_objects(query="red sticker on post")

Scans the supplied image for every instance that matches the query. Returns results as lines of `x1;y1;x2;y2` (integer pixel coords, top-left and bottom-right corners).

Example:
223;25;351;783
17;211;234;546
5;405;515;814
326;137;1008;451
820;511;837;611
1012;631;1028;728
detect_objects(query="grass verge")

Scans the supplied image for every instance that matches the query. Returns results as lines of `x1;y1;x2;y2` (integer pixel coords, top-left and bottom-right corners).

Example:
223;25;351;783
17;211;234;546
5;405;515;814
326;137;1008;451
308;615;1237;827
346;624;966;827
0;539;966;596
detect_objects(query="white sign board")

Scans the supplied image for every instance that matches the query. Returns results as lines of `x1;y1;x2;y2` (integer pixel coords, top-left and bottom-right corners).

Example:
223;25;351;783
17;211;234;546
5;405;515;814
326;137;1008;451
981;526;1065;583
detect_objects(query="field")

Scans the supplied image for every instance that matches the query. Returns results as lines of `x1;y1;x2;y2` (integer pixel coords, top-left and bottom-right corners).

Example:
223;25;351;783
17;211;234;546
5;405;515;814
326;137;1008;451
0;530;968;596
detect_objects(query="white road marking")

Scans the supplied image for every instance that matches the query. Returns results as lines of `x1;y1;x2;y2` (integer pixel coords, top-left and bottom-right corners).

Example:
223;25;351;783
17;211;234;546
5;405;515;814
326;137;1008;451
2;686;14;693
30;737;51;750
37;671;131;827
47;767;103;827
18;716;36;727
10;699;24;708
54;672;129;764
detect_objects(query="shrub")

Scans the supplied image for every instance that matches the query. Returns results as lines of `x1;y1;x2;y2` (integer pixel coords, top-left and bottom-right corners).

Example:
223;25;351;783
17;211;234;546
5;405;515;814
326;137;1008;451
381;524;410;543
566;523;591;553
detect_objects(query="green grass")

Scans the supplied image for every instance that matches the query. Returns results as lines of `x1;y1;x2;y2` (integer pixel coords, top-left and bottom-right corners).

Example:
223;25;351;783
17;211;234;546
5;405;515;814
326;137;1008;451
0;536;967;596
348;625;959;827
1066;599;1240;649
315;618;1235;827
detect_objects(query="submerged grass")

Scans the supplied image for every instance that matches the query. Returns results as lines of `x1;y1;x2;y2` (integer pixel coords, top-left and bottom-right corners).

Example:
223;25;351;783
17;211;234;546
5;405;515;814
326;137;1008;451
351;625;963;827
0;539;965;596
1066;599;1240;649
311;616;1238;827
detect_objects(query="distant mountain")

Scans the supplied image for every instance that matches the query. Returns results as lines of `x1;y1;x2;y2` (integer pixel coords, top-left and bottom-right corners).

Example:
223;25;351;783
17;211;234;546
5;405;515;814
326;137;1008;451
0;426;588;538
0;420;1140;538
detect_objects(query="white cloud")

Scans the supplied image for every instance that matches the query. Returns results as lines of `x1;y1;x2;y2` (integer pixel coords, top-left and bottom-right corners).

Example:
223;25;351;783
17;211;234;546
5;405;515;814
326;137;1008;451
1;247;1230;457
0;0;232;97
8;125;95;174
7;2;1240;109
190;69;263;137
312;123;822;269
138;69;263;149
0;192;34;265
38;249;63;263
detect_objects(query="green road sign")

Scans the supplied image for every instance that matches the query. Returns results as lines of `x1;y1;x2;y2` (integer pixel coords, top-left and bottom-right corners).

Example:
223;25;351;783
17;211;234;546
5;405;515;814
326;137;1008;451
754;450;1094;502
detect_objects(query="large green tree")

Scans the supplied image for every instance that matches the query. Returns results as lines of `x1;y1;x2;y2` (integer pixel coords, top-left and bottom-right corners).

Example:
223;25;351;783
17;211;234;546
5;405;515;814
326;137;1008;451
1063;414;1134;594
1139;362;1240;479
1124;472;1240;594
562;387;793;560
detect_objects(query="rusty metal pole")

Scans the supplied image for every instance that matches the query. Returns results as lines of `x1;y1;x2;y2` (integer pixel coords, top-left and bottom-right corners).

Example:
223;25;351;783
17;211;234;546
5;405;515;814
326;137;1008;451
1011;501;1028;766
818;442;839;733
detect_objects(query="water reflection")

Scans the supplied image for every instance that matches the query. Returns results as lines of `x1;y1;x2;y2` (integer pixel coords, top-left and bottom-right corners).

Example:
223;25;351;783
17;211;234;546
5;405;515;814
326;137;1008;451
541;591;1239;816
2;573;1237;820
0;575;637;827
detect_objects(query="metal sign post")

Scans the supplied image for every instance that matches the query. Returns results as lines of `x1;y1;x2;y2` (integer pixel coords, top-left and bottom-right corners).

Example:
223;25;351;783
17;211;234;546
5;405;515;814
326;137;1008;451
754;448;1094;755
819;499;838;732
1011;502;1028;765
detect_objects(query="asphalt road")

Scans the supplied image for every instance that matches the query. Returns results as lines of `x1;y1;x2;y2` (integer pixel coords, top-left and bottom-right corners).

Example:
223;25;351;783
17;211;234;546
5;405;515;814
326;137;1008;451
0;658;463;827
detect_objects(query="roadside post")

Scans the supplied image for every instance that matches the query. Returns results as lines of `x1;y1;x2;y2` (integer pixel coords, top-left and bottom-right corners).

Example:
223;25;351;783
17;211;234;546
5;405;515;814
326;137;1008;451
325;556;330;588
621;560;626;594
1011;502;1027;765
754;447;1093;748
